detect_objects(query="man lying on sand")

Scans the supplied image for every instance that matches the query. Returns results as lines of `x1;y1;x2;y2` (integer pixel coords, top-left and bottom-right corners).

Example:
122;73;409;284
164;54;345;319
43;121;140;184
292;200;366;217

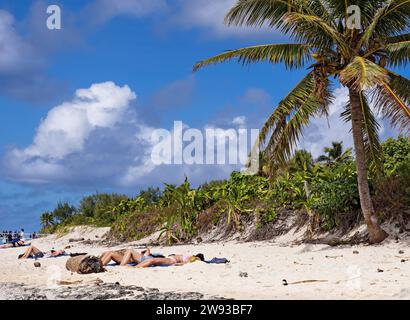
100;248;155;266
18;246;67;259
0;240;28;249
136;253;205;268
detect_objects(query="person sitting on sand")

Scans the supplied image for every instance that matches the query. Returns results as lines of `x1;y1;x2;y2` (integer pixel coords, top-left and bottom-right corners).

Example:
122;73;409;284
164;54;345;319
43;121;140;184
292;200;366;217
18;246;67;259
0;240;28;249
100;248;154;266
136;253;205;268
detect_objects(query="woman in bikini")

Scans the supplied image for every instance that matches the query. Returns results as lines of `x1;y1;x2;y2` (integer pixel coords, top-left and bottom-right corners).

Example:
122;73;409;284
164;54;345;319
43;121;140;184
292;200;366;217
136;253;205;268
18;245;66;259
100;248;154;266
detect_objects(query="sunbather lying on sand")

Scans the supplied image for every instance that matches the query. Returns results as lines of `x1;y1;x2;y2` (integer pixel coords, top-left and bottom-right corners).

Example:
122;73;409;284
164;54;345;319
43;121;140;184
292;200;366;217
0;240;28;249
136;253;205;268
100;248;154;266
18;246;67;259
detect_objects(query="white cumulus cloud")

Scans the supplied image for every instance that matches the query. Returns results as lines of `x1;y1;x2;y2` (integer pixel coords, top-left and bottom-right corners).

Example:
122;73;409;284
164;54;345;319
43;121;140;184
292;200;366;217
23;82;136;159
2;82;148;184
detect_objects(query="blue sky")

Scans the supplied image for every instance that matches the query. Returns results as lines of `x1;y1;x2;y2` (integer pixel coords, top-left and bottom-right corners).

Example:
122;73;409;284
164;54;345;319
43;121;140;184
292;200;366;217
0;0;408;231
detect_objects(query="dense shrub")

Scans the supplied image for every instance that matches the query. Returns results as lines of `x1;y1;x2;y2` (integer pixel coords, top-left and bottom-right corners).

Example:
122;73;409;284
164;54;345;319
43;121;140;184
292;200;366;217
309;162;360;230
374;139;410;224
270;171;307;209
382;136;410;176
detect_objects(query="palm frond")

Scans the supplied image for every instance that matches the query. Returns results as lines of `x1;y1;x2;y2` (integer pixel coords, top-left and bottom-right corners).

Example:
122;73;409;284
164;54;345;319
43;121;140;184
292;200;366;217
370;0;410;38
224;0;296;28
386;40;410;67
263;74;333;164
387;71;410;103
359;93;382;168
193;43;312;71
340;56;389;91
325;0;353;22
341;91;383;168
357;1;396;49
281;12;349;54
258;71;316;146
308;0;335;26
326;0;386;31
384;33;410;44
266;95;331;165
370;71;410;132
224;1;341;51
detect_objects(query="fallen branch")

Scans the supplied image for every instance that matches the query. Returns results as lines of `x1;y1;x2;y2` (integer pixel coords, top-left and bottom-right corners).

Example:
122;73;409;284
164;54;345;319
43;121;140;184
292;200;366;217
282;279;328;286
56;280;83;286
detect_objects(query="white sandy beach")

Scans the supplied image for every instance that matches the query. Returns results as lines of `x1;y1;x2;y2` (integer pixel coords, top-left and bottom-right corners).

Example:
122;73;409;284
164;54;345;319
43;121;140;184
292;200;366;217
0;227;409;300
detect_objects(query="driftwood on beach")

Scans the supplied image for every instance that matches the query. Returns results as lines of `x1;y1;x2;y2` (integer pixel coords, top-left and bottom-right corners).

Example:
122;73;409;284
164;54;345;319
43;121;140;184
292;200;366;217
65;255;105;274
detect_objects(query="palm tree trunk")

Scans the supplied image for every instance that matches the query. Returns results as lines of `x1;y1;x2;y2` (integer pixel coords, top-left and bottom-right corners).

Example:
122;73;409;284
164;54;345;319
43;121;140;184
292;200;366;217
349;89;387;244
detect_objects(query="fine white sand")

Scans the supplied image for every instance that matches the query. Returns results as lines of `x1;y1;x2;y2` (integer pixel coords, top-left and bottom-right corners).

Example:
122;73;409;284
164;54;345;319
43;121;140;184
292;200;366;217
0;227;409;299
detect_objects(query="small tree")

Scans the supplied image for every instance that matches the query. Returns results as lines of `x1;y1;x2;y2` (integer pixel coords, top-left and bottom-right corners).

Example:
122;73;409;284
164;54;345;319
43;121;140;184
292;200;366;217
52;202;76;224
40;212;54;229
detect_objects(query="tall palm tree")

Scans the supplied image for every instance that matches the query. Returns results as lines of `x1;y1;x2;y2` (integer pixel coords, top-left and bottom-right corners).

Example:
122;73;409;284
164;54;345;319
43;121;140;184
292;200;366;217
317;141;352;164
194;0;410;243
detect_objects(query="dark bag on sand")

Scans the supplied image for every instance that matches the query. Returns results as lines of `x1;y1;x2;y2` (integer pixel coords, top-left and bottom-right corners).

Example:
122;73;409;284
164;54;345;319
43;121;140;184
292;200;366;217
205;257;229;264
66;255;105;274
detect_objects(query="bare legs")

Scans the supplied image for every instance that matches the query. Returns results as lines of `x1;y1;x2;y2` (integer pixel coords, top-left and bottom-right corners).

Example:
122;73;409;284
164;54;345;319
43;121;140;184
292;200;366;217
19;246;42;259
0;244;13;249
100;249;143;266
136;257;176;268
100;251;126;266
120;249;143;266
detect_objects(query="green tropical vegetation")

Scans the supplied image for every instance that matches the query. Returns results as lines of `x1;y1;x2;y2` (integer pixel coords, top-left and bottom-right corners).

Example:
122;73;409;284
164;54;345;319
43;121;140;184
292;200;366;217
193;0;410;243
40;137;410;244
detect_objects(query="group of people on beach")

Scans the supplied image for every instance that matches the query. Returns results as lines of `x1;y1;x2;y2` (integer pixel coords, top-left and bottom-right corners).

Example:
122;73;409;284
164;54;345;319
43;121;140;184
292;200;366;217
0;229;38;246
0;239;28;249
7;244;205;268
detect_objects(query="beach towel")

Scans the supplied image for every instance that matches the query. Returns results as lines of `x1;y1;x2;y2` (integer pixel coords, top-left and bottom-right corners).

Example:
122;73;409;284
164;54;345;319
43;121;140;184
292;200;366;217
205;257;229;264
